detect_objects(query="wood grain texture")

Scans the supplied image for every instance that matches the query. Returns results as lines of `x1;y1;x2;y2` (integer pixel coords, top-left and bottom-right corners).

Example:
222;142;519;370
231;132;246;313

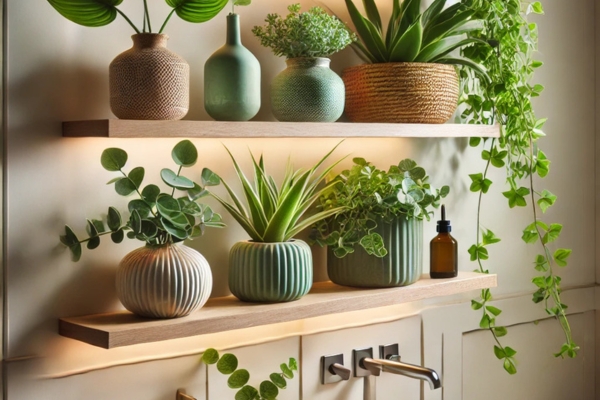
61;119;500;138
58;272;497;349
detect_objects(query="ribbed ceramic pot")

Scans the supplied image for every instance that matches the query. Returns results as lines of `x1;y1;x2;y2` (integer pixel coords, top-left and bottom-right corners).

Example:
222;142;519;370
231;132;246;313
109;33;189;120
229;240;312;303
328;217;423;288
342;62;459;123
116;243;212;318
271;57;345;122
204;13;261;121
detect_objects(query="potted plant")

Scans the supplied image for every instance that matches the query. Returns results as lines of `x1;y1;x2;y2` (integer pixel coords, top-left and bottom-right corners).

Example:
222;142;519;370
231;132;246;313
60;140;225;318
47;0;228;120
252;4;355;122
342;0;488;123
205;145;345;302
311;158;449;288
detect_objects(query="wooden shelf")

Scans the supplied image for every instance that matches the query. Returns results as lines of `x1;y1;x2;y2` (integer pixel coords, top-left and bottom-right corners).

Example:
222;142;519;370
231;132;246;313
59;271;496;349
62;120;500;138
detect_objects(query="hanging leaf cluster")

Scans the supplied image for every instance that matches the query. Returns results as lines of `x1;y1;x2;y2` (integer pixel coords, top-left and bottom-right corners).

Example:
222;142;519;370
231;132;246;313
202;348;298;400
60;140;224;262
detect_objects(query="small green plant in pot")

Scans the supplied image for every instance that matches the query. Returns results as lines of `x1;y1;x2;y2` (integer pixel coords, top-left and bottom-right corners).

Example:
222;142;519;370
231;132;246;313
60;140;224;318
205;145;345;303
252;4;355;122
311;158;449;288
342;0;488;123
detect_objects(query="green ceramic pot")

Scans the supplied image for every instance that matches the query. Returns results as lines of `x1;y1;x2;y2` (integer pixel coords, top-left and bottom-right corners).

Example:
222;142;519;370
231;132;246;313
270;57;345;122
229;240;313;303
204;13;261;121
327;217;423;288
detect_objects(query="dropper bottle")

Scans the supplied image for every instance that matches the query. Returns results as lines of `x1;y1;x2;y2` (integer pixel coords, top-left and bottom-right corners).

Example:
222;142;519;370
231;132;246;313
430;205;458;279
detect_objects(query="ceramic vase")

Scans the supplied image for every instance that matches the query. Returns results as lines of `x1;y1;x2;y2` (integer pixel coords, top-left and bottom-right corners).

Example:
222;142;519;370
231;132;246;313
116;243;212;318
204;13;261;121
328;217;423;288
228;240;313;303
270;57;345;122
109;33;189;120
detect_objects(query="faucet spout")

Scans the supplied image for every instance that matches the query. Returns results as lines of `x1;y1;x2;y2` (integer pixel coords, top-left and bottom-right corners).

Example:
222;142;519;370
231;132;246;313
361;358;441;390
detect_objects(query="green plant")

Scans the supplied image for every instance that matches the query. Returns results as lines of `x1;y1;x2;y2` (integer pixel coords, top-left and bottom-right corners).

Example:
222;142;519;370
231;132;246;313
205;145;345;243
202;348;297;400
47;0;228;34
459;0;577;374
311;158;449;258
60;140;224;262
252;3;355;59
343;0;487;75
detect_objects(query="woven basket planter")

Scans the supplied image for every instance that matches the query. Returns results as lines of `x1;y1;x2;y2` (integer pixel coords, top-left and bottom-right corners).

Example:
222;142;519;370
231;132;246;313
343;62;459;124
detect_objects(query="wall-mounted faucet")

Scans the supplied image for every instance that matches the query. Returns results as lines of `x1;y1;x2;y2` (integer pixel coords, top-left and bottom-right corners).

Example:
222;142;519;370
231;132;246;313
353;345;441;390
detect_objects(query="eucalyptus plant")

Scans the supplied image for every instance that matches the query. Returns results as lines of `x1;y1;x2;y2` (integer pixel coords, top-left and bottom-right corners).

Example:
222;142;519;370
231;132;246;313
252;4;356;59
47;0;228;34
205;145;345;243
458;0;577;374
60;140;224;262
343;0;487;76
311;158;449;258
202;348;298;400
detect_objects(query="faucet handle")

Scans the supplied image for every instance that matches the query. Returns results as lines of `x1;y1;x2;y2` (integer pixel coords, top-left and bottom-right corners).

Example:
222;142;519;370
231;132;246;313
321;354;351;384
176;389;196;400
329;363;351;381
379;343;400;360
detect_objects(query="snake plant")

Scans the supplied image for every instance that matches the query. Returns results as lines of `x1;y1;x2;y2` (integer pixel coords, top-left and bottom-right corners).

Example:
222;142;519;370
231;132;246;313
345;0;488;76
206;145;346;243
47;0;229;34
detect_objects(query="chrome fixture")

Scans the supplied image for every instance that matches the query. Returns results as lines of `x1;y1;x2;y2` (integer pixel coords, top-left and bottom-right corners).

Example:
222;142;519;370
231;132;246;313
321;353;352;384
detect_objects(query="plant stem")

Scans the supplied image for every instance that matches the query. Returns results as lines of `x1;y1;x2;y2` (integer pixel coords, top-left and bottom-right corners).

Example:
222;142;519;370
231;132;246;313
115;8;141;34
76;229;123;244
143;0;152;33
159;9;177;34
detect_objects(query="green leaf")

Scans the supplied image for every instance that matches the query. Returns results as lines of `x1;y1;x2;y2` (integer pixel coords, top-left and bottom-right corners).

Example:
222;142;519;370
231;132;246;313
344;0;387;61
128;199;152;219
469;173;492;194
389;19;422;62
234;0;251;5
107;206;122;231
536;150;550;177
259;381;279;400
503;358;517;375
69;242;82;262
398;159;417;171
140;220;158;238
100;147;127;171
468;244;488;261
530;1;544;14
201;168;221;186
553;248;572;267
216;353;238;375
172;140;198;167
534;254;549;271
161;168;195;190
493;345;505;359
270;373;287;389
60;225;79;247
521;225;538;244
486;305;502;316
280;363;293;379
479;314;491;329
288;358;298;371
471;300;483;310
130;210;142;234
542;223;562;244
141;184;160;204
494;326;508;337
422;0;446;27
361;0;382;33
111;228;124;243
359;232;387;257
504;346;517;357
128;167;144;189
235;386;258;400
48;0;123;27
537;190;557;213
502;187;530;208
228;369;250;389
165;0;228;24
201;348;219;364
482;229;501;246
115;178;137;196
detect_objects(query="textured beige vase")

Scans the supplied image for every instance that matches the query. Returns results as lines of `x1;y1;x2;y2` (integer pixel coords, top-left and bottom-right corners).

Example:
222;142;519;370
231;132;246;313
109;33;189;120
116;243;212;318
343;62;459;123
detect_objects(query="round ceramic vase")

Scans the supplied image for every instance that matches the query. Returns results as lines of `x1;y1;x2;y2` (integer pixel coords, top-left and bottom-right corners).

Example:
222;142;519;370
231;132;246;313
328;218;423;288
270;57;345;122
204;14;261;121
116;243;212;318
229;240;313;303
109;33;189;120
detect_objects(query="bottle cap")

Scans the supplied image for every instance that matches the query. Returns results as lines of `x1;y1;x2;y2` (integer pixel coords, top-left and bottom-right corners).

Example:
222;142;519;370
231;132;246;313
436;204;451;233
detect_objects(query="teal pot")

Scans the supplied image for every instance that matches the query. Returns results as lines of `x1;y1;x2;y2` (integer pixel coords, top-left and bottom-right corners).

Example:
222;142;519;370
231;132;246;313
327;218;423;288
229;240;313;303
204;14;261;121
270;57;345;122
109;33;189;120
116;243;212;318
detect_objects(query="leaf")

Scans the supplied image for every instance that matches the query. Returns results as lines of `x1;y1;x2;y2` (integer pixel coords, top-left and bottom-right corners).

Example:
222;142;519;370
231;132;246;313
280;363;293;379
534;254;549;272
128;167;144;189
172;140;198;167
482;229;501;245
537;190;557;213
542;223;562;244
553;248;572;267
115;177;137;196
69;242;82;262
161;168;195;190
422;0;446;27
201;168;221;186
142;184;161;204
398;159;417;171
502;187;530;208
259;380;279;400
344;0;387;61
165;0;229;24
486;305;502;316
60;225;79;247
288;358;298;371
471;300;483;310
493;345;505;359
270;373;287;389
47;0;123;27
389;19;422;62
359;232;387;257
216;353;238;375
140;220;158;238
111;228;124;243
228;369;250;389
107;206;122;231
87;236;100;250
201;348;219;364
130;210;142;234
361;0;382;33
503;358;517;375
234;0;251;5
494;326;507;337
235;386;258;400
128;199;152;219
100;147;127;171
468;244;488;261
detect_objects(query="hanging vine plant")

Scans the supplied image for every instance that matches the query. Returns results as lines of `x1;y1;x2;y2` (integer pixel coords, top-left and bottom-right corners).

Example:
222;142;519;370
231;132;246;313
459;0;578;374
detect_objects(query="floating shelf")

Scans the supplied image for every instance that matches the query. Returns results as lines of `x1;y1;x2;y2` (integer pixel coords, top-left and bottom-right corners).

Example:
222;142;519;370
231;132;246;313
59;272;496;349
62;120;500;139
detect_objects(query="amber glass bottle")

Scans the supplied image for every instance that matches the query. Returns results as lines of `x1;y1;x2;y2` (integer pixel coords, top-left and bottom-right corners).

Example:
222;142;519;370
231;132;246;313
430;205;457;278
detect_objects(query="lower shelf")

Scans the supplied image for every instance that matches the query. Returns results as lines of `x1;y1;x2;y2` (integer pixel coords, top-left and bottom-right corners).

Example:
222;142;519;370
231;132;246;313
59;271;496;349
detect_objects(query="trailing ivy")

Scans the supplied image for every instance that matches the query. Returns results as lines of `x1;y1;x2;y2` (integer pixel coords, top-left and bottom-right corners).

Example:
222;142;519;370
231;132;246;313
459;0;578;374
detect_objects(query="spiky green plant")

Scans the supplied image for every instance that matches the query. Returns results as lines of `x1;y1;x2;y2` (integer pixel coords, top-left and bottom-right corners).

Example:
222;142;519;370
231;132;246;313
345;0;487;75
206;145;346;243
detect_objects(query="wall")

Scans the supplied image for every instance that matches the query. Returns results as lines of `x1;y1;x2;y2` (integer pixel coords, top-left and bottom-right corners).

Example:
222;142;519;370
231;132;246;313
3;0;597;399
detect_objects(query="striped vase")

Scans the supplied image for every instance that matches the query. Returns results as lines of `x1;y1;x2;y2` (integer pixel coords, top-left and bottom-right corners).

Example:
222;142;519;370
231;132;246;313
327;217;423;288
116;243;212;318
229;240;313;303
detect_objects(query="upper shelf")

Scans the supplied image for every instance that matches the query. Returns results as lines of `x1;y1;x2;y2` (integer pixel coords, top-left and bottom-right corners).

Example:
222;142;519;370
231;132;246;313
62;120;501;139
59;271;496;349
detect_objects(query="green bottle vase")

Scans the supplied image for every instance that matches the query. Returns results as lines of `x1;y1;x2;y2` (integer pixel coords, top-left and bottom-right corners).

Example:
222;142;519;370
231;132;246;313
204;13;261;121
327;217;423;288
270;57;345;122
229;240;313;303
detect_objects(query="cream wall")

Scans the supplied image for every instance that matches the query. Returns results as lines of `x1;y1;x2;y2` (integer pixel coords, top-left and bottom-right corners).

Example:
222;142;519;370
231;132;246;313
3;0;597;399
